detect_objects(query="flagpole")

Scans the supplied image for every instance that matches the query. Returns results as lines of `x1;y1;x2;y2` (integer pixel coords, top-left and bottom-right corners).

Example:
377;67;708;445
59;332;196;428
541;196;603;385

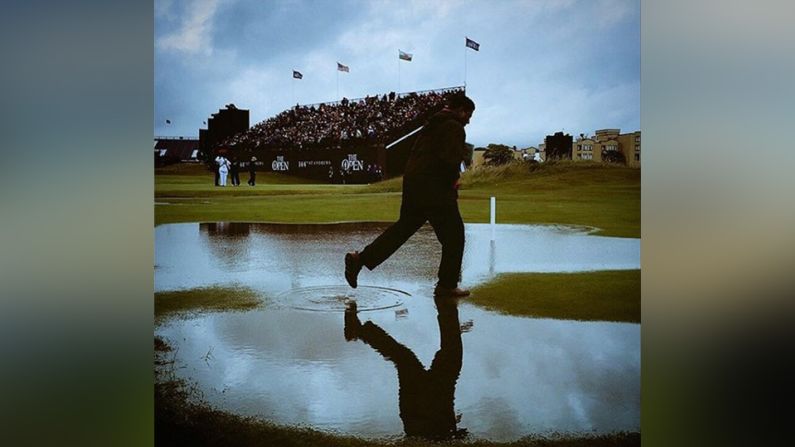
398;51;401;93
336;69;339;100
464;37;468;88
292;77;295;107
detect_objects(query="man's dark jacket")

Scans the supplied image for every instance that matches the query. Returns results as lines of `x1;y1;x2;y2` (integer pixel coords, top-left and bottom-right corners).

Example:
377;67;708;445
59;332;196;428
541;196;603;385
404;110;467;189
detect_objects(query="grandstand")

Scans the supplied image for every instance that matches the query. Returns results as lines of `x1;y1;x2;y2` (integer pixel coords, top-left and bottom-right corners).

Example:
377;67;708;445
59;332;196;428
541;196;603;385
154;137;200;166
216;86;465;182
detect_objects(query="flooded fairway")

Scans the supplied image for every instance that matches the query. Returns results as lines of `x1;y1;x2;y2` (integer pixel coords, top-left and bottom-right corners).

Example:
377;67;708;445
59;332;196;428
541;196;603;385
155;222;640;441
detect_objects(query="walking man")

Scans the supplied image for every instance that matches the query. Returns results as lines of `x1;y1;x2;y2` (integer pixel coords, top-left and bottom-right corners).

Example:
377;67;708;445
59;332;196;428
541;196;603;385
344;94;475;297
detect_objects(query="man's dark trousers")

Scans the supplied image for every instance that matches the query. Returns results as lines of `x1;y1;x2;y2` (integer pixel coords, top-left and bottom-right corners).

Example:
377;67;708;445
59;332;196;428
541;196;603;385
359;177;464;289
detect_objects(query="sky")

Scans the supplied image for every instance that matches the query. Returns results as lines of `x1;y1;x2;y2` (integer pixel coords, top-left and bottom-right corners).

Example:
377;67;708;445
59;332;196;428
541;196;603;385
155;0;639;148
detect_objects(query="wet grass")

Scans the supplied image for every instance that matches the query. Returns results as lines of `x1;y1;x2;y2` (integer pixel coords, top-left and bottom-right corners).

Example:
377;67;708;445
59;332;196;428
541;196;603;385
469;270;640;323
155;161;639;237
155;342;640;447
154;286;262;323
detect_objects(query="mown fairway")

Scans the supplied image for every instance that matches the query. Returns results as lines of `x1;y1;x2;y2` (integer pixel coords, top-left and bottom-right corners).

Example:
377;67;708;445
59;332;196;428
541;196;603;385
155;161;640;238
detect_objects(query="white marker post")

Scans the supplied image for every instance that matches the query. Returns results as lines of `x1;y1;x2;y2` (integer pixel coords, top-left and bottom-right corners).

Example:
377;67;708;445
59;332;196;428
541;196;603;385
490;196;496;241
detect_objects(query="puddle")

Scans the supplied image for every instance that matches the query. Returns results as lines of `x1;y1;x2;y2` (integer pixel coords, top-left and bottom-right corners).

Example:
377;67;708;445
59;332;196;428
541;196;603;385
155;222;640;441
274;285;408;312
154;222;639;293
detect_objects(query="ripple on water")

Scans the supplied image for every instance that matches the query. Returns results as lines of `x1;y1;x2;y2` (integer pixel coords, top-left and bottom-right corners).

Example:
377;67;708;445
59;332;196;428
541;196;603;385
274;285;409;312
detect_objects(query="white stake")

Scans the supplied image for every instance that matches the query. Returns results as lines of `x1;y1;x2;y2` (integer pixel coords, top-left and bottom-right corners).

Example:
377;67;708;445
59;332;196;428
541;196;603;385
490;196;496;241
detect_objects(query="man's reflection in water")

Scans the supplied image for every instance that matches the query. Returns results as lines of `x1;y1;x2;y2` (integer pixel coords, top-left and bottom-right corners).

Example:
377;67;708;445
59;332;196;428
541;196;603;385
344;296;467;441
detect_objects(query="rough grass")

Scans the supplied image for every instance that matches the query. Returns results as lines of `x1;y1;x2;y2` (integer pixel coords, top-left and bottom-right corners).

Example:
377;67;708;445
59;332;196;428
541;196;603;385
156;160;639;237
457;161;639;238
469;270;640;323
155;286;262;323
155;342;640;447
461;160;630;189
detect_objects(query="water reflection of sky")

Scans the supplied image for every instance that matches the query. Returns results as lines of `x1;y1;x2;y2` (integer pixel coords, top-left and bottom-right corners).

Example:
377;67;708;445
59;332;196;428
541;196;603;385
154;222;640;293
155;223;640;441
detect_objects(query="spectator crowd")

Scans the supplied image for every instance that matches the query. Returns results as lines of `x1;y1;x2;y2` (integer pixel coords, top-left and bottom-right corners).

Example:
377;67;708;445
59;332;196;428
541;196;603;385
222;87;465;151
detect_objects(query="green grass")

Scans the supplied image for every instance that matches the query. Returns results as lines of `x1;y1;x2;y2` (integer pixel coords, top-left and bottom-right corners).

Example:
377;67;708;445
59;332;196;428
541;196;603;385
155;162;333;198
155;286;262;323
469;270;640;323
156;161;639;237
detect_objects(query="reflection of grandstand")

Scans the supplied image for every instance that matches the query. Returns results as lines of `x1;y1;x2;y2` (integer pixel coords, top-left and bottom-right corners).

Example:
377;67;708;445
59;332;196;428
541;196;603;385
218;86;465;182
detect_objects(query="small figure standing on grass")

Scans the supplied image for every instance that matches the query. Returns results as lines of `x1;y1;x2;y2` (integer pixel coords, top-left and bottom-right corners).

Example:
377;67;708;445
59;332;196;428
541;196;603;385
248;156;257;186
230;156;241;186
344;94;475;297
215;154;230;186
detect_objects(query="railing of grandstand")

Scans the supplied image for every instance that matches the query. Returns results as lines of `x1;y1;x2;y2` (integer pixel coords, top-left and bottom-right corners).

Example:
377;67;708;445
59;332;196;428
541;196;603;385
296;85;465;109
154;136;199;140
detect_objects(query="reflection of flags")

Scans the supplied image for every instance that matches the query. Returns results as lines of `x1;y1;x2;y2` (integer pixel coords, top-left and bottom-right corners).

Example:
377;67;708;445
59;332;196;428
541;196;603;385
399;50;413;61
465;37;480;51
293;70;303;79
165;119;171;124
337;62;349;72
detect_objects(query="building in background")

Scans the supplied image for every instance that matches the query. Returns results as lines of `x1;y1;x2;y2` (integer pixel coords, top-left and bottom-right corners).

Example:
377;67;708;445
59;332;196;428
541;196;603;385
619;131;641;166
572;129;640;167
199;104;250;155
520;146;544;162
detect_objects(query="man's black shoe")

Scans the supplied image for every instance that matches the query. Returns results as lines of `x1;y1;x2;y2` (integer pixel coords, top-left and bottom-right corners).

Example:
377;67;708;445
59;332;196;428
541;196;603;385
434;285;471;298
345;251;362;288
